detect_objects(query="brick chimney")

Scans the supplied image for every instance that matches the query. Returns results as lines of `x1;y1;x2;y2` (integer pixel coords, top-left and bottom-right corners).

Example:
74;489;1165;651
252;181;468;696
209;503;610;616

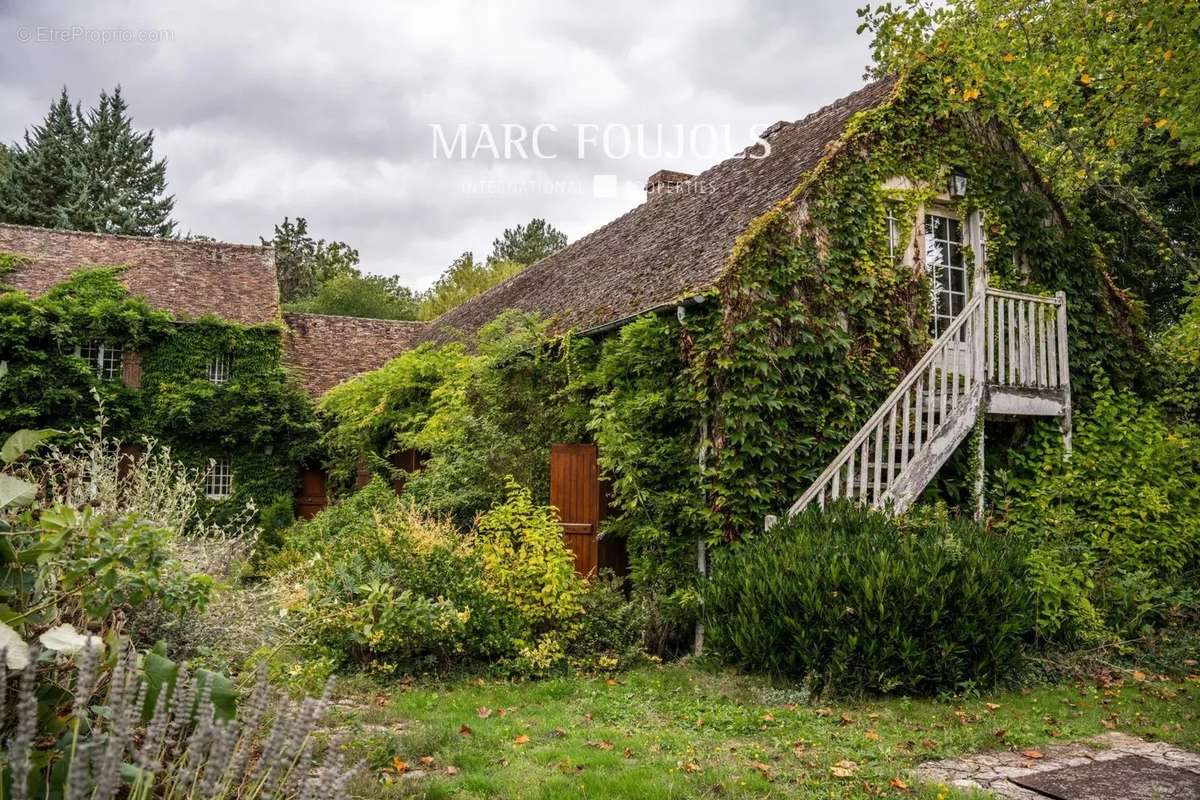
645;169;694;199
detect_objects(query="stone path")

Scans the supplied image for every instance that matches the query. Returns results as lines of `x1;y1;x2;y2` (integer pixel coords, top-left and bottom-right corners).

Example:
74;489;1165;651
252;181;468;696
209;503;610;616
917;732;1200;798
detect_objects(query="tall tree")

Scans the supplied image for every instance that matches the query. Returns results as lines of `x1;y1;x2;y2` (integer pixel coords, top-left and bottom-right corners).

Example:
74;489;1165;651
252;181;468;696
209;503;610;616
417;252;523;320
67;87;175;236
488;218;567;265
859;0;1198;280
262;216;361;303
0;86;175;236
0;89;84;229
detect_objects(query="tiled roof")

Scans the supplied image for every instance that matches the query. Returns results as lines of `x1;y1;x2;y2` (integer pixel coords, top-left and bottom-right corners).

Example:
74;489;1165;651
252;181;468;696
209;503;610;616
282;312;428;397
0;223;279;326
420;77;897;344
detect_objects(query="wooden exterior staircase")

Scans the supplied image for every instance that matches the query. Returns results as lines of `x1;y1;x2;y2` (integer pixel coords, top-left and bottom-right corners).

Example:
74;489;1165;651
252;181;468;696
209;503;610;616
787;286;1071;518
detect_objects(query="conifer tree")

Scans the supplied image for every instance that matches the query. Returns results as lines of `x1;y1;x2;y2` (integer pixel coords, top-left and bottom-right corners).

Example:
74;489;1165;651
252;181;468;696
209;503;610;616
0;89;84;228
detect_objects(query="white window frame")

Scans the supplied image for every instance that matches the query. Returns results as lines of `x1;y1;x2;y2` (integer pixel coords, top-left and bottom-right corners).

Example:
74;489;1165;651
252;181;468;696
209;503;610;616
923;209;968;338
205;456;233;499
207;352;229;385
76;342;123;381
885;203;902;262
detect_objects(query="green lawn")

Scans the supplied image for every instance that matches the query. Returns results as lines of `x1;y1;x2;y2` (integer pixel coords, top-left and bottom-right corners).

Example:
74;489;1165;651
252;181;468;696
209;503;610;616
329;662;1200;799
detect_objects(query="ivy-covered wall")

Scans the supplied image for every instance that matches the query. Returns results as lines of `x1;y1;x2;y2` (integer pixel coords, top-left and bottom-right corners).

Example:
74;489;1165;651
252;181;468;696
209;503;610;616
0;267;319;518
314;67;1149;648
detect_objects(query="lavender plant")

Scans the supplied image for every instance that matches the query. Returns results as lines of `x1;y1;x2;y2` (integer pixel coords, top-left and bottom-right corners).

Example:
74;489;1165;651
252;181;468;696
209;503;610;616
0;645;356;800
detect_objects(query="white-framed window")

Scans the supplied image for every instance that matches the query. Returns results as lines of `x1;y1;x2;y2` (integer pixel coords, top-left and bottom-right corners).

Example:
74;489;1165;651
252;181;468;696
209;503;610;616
205;456;233;499
886;203;903;262
924;211;967;338
76;342;123;381
207;353;229;385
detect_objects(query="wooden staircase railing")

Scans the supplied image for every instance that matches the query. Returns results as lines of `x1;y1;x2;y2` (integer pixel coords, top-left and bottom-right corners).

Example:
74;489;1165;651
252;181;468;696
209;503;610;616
786;287;1069;518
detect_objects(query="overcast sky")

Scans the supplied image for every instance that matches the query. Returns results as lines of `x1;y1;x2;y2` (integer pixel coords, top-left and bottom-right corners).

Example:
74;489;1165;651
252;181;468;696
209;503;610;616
0;1;873;289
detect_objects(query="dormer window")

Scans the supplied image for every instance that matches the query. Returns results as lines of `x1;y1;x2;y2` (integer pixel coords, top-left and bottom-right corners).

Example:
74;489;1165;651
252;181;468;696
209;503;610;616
207;353;229;385
76;342;123;381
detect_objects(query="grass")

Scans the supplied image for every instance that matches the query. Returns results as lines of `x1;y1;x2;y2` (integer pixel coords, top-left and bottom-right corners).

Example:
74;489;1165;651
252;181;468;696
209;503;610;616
328;661;1200;799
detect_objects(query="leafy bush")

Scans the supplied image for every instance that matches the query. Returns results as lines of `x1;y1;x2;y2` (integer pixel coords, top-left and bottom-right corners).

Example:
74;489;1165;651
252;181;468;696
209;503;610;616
995;379;1200;643
273;478;610;675
568;572;647;671
703;503;1034;695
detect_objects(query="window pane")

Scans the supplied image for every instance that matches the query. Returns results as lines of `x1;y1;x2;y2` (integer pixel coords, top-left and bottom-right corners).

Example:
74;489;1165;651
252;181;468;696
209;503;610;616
948;217;962;243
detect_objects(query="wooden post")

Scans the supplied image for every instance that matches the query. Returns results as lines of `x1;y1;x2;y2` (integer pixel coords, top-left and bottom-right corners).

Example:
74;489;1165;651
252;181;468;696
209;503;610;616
973;417;986;522
1055;291;1072;458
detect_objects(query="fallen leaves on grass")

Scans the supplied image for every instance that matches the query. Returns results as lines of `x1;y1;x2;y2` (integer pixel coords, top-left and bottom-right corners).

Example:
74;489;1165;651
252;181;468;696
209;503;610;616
513;734;531;745
391;758;408;774
830;760;859;778
683;761;701;773
477;707;492;718
890;776;910;791
590;740;614;750
419;756;434;767
459;724;473;736
865;729;880;741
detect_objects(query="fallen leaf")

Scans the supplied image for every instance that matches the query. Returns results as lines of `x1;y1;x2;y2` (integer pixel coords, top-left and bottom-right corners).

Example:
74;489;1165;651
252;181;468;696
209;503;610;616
552;727;567;738
1023;750;1044;760
446;766;459;776
753;761;770;775
591;740;614;750
865;729;880;741
1133;670;1148;683
623;747;634;758
783;703;798;711
684;761;701;773
419;756;434;767
890;776;910;790
985;703;1001;712
839;714;855;726
477;707;492;719
497;708;509;717
583;713;593;721
606;678;620;686
762;712;775;722
830;760;859;778
392;757;408;774
514;734;530;745
921;738;938;750
993;728;1007;739
816;707;833;718
459;724;473;736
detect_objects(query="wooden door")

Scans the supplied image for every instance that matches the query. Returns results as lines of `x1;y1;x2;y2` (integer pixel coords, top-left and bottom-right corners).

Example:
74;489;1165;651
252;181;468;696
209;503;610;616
550;444;625;578
295;468;328;519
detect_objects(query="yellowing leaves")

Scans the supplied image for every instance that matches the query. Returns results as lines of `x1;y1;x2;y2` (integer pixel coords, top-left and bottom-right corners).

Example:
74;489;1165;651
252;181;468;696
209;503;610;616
1154;119;1169;130
962;87;981;102
1080;73;1093;86
1002;52;1015;63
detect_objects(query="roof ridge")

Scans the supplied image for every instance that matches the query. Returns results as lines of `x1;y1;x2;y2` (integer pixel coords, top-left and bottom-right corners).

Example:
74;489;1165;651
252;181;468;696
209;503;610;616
0;222;272;253
283;311;428;325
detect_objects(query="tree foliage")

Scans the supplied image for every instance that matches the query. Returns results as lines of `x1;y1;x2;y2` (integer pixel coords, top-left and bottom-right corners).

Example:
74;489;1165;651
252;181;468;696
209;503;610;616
859;0;1200;290
288;272;419;320
0;87;175;236
262;216;361;305
415;252;524;321
488;217;568;265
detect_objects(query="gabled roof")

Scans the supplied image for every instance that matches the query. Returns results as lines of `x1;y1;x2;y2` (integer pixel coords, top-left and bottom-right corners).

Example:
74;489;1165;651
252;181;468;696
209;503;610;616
0;223;280;326
420;77;897;344
282;312;428;397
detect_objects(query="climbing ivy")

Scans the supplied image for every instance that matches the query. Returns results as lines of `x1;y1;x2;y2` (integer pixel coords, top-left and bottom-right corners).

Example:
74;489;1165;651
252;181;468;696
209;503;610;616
0;268;319;519
318;64;1149;642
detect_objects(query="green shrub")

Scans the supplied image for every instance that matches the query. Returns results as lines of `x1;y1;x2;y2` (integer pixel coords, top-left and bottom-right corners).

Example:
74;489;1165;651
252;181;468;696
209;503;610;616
568;572;647;671
996;379;1200;643
703;503;1034;695
273;478;604;676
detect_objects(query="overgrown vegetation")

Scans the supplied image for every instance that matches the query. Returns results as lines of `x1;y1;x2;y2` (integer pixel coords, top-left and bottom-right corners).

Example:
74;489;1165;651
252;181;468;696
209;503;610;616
703;504;1035;695
0;268;319;519
995;380;1200;645
268;479;642;677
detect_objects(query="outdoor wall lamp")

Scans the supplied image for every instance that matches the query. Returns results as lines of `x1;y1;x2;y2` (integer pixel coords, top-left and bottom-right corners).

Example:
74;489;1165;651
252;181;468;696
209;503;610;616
948;168;968;199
